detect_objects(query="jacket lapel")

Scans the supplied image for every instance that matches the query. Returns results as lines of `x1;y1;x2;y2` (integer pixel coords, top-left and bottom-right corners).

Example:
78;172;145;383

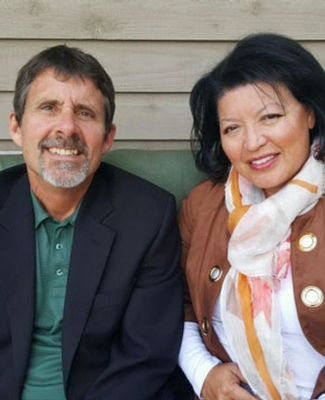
0;173;36;388
62;171;116;382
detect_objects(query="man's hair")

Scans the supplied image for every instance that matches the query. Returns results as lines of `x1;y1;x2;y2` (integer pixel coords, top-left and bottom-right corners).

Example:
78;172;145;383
13;45;115;135
190;33;325;183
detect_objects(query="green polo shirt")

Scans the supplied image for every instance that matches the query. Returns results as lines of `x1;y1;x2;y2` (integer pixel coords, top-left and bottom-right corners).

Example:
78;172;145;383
22;193;78;400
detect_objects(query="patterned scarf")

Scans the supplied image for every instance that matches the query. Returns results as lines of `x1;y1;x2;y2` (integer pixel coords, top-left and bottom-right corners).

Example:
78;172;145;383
220;153;324;399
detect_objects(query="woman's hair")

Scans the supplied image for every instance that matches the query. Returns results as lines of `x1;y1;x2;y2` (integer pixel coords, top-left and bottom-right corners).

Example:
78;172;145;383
191;33;325;182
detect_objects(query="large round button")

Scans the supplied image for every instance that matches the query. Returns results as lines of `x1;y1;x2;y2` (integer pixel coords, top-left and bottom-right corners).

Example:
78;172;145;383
301;286;324;308
201;317;210;336
209;266;223;282
298;233;317;252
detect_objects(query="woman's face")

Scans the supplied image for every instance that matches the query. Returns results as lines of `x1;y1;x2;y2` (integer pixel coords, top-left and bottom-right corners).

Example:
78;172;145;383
219;83;315;197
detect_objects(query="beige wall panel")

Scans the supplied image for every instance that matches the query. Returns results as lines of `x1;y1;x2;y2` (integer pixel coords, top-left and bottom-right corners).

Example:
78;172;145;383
115;94;192;140
0;93;192;140
0;40;324;92
0;40;229;92
0;0;324;40
0;94;10;140
0;140;190;153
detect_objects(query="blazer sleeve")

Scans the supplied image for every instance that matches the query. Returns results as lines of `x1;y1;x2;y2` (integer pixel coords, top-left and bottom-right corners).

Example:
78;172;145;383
179;180;215;322
85;194;183;400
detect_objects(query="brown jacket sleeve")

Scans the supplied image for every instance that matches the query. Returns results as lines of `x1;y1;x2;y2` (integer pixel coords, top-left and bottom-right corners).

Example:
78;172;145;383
179;180;215;322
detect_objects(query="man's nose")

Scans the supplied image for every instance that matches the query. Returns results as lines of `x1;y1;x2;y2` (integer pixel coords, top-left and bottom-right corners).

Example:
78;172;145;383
243;125;267;151
55;110;79;137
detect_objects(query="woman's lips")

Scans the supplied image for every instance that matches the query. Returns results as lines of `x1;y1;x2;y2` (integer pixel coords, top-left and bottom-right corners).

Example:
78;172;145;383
249;153;279;170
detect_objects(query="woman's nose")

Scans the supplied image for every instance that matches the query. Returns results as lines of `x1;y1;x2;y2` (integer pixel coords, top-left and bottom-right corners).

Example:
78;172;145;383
243;125;267;151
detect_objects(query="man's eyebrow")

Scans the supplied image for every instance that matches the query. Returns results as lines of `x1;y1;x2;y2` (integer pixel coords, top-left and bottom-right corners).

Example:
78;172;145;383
36;98;63;106
73;103;99;115
74;103;95;110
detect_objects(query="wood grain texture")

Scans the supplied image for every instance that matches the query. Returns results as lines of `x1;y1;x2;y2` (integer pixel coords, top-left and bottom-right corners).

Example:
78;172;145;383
0;140;191;152
0;0;324;40
0;93;192;140
0;0;324;149
0;40;324;92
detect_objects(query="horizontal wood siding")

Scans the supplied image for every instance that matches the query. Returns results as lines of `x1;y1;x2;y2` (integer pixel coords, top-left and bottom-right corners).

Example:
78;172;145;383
1;0;324;40
0;92;191;140
0;0;324;149
1;40;325;93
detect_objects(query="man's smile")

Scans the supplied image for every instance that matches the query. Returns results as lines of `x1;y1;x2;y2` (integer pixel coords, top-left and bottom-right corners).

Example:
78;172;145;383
47;147;80;156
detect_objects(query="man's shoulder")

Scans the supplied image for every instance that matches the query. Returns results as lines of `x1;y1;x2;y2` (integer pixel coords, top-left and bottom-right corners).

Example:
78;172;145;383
0;164;27;210
0;164;26;191
86;162;177;227
97;162;174;203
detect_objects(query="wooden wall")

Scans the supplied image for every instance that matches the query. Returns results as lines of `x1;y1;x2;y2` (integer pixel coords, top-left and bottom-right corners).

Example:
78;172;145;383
0;0;324;152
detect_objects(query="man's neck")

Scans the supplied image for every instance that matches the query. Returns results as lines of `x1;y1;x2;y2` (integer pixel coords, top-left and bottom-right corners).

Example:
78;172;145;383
29;172;94;221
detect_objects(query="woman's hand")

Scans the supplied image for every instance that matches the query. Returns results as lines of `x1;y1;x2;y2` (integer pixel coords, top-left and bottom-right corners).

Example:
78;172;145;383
201;362;257;399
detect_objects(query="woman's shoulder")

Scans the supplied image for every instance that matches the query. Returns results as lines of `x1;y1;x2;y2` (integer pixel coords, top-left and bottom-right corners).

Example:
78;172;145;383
180;179;225;224
186;179;224;207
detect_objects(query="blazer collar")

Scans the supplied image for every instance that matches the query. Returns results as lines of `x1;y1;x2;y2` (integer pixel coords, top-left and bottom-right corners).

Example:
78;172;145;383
61;168;116;382
0;168;117;388
0;173;36;389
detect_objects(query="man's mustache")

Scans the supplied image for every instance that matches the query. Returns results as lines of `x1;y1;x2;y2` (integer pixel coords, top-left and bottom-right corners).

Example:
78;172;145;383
38;136;88;155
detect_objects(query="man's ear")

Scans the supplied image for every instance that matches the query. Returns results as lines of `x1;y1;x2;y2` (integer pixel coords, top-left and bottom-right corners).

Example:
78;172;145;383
9;112;23;147
102;124;116;155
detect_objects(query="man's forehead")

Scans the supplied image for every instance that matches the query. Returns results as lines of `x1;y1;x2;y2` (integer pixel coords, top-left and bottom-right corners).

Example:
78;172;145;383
30;68;95;89
26;68;103;105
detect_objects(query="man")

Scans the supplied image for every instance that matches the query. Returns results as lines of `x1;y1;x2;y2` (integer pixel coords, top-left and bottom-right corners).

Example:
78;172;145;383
0;45;183;399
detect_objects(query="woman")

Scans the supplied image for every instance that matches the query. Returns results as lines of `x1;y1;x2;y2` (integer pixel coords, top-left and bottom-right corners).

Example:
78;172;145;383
178;33;325;400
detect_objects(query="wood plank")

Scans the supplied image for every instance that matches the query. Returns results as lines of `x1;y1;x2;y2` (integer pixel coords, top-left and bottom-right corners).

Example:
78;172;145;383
0;0;324;40
0;140;191;153
115;94;192;140
0;40;324;93
0;93;192;140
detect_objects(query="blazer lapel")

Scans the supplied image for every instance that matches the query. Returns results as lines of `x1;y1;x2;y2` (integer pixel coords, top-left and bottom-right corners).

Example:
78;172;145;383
0;173;36;388
62;172;116;382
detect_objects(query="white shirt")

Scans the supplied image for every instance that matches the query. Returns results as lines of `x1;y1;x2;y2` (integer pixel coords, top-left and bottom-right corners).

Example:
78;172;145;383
178;267;325;399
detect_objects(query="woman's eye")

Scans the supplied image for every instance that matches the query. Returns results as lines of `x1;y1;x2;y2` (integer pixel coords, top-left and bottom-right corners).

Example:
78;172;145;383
263;113;282;121
223;125;238;134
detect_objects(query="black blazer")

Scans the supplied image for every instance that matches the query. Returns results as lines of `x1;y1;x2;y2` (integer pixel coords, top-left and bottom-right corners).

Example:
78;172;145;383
0;162;184;400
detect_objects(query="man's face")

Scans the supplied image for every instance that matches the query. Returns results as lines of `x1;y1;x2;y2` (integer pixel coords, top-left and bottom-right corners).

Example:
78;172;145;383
10;68;115;191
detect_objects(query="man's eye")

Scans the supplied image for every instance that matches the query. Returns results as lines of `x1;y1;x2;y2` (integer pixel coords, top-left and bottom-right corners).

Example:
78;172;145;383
41;104;54;111
78;109;94;119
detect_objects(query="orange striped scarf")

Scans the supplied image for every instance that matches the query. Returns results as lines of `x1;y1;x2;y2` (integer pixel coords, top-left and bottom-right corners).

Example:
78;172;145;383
220;154;324;399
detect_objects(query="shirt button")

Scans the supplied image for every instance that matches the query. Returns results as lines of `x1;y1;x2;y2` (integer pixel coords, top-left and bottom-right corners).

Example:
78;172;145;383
56;268;64;277
55;243;63;250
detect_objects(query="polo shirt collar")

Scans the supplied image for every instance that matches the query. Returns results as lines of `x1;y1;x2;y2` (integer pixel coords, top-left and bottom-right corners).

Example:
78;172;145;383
30;190;79;228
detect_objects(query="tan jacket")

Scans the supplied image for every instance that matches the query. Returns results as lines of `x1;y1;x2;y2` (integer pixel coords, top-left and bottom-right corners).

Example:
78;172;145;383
180;180;325;398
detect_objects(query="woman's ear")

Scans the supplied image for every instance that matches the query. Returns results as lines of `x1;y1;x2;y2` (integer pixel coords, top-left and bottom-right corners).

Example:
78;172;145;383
307;108;316;131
